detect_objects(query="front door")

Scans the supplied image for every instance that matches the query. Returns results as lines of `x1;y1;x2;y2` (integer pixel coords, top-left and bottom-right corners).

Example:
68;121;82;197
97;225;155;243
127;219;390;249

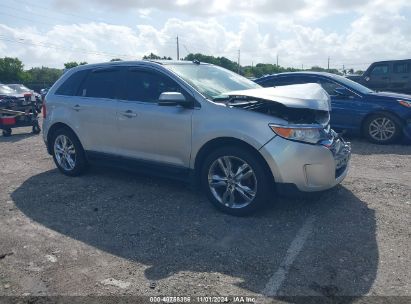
116;67;193;168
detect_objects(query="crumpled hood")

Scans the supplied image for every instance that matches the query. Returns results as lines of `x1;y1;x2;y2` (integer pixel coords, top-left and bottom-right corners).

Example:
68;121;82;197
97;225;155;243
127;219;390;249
224;83;330;111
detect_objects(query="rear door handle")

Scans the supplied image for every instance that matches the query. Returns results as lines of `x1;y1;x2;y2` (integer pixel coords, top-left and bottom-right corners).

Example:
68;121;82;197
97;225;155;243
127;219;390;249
73;104;81;111
120;110;137;118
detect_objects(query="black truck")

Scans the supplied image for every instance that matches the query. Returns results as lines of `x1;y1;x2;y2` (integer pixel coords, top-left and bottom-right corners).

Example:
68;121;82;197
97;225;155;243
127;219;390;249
347;59;411;95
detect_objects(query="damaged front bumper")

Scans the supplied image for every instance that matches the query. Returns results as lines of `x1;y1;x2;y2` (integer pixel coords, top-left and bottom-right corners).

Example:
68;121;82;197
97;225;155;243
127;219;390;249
259;130;351;194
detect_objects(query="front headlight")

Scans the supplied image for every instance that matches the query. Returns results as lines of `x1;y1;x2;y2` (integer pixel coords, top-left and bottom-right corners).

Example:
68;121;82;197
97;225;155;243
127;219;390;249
269;124;329;144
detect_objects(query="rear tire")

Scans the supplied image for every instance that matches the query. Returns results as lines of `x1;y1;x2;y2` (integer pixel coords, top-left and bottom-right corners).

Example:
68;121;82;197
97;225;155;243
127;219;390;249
201;146;270;216
363;113;402;144
51;128;87;176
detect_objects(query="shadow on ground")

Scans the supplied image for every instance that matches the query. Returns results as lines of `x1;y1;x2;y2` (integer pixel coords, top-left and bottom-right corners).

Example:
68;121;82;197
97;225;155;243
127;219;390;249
0;132;40;143
12;167;378;299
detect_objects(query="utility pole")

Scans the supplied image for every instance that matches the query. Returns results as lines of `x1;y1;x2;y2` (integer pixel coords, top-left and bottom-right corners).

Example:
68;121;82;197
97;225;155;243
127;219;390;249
237;49;241;74
301;64;304;70
276;54;279;67
327;56;330;71
176;36;180;60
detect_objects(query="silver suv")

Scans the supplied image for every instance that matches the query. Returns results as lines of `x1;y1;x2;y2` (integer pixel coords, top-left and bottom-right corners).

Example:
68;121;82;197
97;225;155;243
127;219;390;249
43;60;351;215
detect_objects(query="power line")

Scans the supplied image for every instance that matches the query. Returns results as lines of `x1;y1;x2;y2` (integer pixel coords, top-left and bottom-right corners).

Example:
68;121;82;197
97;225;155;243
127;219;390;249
0;35;138;59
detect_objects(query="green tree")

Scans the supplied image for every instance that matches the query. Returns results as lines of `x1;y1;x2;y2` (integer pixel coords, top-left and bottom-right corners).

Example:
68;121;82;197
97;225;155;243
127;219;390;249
64;61;87;69
142;53;172;60
25;67;63;84
0;57;26;82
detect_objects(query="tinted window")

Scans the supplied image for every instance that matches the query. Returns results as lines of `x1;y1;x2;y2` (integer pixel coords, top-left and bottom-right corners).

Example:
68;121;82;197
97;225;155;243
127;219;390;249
393;62;409;73
370;64;389;75
126;70;183;103
55;70;88;96
80;69;122;99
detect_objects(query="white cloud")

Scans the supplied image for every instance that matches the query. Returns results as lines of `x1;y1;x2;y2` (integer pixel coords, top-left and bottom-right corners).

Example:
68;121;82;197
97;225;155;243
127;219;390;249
0;0;411;70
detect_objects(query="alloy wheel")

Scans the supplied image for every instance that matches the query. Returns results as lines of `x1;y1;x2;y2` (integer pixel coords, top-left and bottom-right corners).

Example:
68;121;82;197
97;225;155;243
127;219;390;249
368;117;396;141
208;156;257;209
54;134;76;171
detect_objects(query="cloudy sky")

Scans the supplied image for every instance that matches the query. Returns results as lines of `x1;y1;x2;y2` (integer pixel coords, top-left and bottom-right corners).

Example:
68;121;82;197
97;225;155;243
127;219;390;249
1;0;411;70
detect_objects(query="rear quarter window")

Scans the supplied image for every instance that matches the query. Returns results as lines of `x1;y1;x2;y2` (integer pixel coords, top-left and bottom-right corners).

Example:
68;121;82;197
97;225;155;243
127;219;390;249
55;69;89;96
393;62;410;73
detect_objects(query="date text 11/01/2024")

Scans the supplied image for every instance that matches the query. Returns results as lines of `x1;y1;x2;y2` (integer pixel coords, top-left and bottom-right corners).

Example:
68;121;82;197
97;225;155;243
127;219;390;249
149;296;256;303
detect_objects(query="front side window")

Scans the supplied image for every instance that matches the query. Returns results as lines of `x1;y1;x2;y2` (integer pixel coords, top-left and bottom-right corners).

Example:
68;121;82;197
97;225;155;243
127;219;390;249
126;69;183;103
370;64;389;76
80;69;121;99
317;79;344;96
55;69;89;96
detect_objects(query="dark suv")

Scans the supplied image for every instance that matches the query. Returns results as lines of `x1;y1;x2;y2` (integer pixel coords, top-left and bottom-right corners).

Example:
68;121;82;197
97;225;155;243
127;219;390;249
347;59;411;95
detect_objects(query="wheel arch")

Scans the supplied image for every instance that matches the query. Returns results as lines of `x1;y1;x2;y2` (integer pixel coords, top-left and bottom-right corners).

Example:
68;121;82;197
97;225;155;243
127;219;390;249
46;122;81;155
193;137;274;184
360;110;404;134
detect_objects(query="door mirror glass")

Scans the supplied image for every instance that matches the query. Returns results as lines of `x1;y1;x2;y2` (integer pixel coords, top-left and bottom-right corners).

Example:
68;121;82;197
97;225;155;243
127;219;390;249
158;92;192;107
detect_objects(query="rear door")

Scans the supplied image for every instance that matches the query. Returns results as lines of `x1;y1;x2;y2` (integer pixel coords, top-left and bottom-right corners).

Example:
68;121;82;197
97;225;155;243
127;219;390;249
365;63;390;91
72;67;122;154
116;67;193;168
389;61;411;94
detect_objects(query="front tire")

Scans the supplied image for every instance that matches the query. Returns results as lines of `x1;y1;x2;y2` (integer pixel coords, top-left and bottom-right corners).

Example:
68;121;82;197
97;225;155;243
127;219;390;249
51;128;87;176
364;113;402;144
201;146;270;216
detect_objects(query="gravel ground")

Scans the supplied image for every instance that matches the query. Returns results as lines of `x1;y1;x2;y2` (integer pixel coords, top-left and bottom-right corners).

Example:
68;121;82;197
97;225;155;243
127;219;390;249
0;126;410;303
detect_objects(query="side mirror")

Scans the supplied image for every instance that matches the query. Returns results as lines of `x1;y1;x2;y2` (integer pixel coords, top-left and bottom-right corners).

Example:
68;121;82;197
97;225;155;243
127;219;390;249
158;92;192;108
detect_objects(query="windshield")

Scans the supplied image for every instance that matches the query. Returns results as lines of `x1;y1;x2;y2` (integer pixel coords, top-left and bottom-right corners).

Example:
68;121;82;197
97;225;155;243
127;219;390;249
0;85;16;94
332;74;374;94
165;64;260;100
8;84;30;93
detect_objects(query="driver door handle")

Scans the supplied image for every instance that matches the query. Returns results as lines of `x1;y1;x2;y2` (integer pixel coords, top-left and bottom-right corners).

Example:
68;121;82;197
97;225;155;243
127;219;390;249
120;110;137;118
72;104;81;111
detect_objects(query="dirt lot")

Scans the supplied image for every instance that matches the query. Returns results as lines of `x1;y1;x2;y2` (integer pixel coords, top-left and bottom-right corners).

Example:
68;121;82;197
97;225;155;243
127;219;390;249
0;126;410;303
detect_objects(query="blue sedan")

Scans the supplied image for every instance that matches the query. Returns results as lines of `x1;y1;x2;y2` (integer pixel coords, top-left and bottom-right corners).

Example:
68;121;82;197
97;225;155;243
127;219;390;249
255;72;411;144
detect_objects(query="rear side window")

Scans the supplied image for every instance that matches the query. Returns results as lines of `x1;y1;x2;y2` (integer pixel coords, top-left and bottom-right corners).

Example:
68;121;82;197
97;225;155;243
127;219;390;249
260;76;310;87
393;62;409;73
126;69;183;103
55;70;88;96
370;64;389;75
80;69;122;99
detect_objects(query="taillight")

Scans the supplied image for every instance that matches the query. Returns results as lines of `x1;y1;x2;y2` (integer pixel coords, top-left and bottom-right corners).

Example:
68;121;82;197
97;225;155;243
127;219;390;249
24;93;32;102
42;98;47;118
